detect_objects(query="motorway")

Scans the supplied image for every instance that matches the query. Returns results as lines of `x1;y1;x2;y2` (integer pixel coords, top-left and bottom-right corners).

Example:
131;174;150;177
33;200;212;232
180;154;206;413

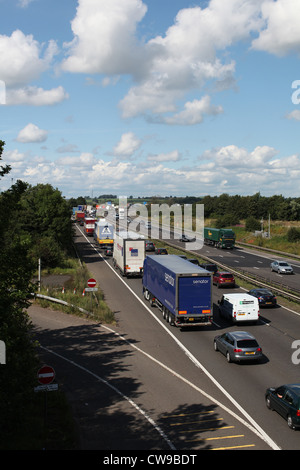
79;224;300;449
29;223;300;450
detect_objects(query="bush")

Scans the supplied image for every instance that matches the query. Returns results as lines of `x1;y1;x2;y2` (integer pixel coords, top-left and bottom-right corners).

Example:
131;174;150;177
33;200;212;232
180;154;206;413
215;213;240;228
245;216;261;232
287;227;300;242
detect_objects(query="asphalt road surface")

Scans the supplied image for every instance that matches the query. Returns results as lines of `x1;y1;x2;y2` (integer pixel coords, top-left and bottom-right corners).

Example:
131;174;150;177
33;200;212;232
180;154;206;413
28;225;300;451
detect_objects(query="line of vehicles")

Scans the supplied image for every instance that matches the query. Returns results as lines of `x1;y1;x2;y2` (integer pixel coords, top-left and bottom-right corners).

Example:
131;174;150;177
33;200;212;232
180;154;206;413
74;212;300;431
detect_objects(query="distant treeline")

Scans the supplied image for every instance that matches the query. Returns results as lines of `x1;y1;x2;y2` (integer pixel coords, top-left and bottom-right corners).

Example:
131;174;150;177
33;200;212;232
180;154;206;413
200;193;300;222
69;192;300;222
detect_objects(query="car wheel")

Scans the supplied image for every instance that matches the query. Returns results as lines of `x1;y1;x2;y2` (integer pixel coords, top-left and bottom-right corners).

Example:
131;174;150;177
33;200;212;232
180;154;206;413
266;395;273;410
214;340;218;352
226;351;231;363
287;415;295;430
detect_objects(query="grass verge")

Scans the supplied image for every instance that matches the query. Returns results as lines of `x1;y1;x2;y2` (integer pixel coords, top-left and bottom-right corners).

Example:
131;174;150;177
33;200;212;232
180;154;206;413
34;258;115;324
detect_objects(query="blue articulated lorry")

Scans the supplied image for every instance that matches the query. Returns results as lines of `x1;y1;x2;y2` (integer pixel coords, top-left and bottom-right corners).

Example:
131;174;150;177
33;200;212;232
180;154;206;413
143;255;212;328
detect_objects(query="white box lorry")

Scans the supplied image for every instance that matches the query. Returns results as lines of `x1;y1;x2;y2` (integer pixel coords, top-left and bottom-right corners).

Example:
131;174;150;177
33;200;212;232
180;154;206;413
113;231;145;277
218;293;260;323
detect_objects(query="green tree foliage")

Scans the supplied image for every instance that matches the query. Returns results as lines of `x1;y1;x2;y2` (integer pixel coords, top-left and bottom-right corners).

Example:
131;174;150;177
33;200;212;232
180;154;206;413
0;141;75;446
245;216;261;232
287;227;300;242
0;150;39;444
202;192;300;221
0;140;11;177
15;183;73;267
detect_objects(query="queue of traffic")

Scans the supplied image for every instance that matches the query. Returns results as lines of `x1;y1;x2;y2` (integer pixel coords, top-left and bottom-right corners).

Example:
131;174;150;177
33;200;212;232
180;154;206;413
75;213;300;431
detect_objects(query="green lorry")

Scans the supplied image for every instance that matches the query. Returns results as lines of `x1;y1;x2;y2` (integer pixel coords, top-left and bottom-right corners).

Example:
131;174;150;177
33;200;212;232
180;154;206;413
204;227;235;249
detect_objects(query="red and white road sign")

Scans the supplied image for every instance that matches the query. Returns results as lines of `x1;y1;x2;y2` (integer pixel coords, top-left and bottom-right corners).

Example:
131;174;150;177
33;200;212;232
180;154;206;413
37;365;55;385
87;278;97;287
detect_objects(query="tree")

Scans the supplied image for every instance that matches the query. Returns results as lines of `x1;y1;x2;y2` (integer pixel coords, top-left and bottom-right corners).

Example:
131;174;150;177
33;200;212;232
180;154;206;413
287;227;300;242
0;145;39;444
16;183;73;266
0;140;11;177
245;216;261;232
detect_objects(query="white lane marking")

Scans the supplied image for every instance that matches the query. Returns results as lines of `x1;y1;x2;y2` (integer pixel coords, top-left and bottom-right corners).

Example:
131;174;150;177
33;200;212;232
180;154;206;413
78;227;281;450
40;345;176;450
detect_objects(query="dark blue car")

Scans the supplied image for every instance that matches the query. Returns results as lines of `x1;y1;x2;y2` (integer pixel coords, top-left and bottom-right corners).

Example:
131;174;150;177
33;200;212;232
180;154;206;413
265;384;300;429
248;288;277;307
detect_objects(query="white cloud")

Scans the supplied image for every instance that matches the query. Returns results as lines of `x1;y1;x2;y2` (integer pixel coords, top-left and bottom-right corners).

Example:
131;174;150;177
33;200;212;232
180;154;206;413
3;141;300;197
202;144;278;169
0;30;58;87
3;149;25;162
61;0;147;75
61;0;266;122
17;0;36;7
252;0;300;56
113;132;142;157
16;123;48;143
0;29;66;106
58;152;96;168
286;110;300;121
6;86;68;106
147;150;180;163
163;96;223;125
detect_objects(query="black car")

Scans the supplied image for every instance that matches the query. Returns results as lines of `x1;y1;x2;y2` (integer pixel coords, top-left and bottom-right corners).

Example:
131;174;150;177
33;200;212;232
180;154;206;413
265;384;300;429
248;288;277;307
105;247;113;257
145;241;155;252
199;263;218;274
187;258;200;266
155;248;168;255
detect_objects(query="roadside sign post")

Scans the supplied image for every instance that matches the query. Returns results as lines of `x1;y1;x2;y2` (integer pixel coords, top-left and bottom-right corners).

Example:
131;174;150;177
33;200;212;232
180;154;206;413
87;278;97;313
35;365;57;447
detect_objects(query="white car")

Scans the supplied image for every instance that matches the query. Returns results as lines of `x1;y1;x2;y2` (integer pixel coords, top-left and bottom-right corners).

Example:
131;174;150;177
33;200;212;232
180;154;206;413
270;260;293;274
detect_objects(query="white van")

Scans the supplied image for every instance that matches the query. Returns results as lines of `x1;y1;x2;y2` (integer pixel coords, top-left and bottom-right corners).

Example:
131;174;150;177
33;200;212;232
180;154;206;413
218;293;260;323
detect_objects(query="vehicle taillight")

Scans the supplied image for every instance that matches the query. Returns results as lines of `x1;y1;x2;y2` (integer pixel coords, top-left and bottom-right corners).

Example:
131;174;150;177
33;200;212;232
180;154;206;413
256;348;262;352
234;348;242;353
297;410;300;417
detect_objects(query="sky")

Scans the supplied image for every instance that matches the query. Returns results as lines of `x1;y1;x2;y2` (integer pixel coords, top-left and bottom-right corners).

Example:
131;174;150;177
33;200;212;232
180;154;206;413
1;0;300;199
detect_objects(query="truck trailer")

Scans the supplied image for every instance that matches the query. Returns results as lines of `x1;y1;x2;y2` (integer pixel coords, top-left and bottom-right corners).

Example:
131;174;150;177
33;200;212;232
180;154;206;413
84;217;96;236
75;210;85;223
204;227;235;249
94;219;114;247
143;255;212;328
113;231;145;277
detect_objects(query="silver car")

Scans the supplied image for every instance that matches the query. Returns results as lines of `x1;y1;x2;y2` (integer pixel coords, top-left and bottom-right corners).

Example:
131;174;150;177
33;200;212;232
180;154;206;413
213;331;263;363
270;260;293;274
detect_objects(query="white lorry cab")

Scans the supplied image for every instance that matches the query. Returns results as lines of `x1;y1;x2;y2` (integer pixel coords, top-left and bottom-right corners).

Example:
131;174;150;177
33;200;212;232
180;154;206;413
218;293;260;323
